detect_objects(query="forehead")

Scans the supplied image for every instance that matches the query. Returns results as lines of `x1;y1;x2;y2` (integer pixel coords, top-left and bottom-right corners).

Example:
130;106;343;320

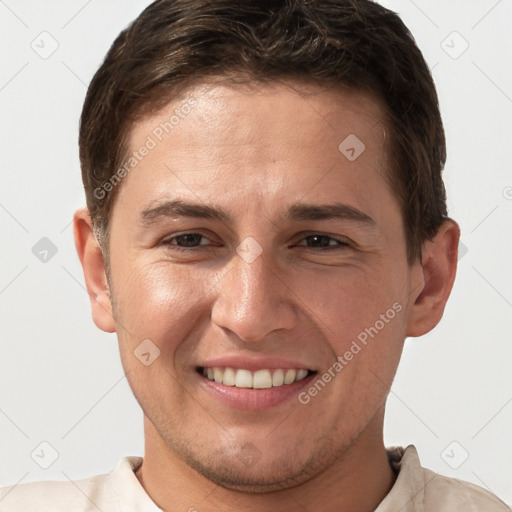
130;79;388;153
114;79;395;224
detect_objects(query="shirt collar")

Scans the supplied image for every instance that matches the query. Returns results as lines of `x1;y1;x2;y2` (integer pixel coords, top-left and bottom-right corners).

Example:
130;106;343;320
375;445;428;512
113;456;163;511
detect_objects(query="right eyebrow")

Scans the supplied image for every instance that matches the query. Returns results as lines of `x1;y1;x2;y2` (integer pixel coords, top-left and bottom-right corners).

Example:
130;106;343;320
139;200;231;225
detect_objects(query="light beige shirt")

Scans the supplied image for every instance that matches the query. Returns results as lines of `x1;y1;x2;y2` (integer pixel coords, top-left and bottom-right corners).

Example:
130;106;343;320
0;445;509;511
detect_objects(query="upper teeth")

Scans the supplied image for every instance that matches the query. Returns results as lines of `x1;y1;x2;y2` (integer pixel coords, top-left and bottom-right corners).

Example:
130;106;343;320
202;367;309;389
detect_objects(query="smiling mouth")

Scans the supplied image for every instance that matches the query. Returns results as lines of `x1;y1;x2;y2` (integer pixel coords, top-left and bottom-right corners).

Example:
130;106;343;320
197;367;317;389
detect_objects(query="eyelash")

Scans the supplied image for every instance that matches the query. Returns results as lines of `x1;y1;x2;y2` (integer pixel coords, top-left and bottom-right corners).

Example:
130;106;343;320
162;233;214;252
161;232;350;252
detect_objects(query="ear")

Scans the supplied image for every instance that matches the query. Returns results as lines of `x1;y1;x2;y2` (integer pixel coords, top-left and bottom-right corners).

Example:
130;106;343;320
406;219;460;337
73;208;116;333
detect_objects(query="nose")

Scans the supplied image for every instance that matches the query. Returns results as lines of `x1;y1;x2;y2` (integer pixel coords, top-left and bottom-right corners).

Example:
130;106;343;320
210;245;297;342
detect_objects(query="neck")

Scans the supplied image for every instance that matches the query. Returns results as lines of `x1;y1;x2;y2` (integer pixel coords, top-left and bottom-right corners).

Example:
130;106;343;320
135;410;396;512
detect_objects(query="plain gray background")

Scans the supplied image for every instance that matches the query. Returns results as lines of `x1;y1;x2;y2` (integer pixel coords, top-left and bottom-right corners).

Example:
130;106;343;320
1;0;511;505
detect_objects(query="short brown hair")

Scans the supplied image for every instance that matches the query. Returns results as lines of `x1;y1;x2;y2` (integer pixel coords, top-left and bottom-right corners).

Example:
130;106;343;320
79;0;448;265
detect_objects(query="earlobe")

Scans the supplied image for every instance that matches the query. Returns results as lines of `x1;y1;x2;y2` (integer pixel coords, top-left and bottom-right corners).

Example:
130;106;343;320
73;208;117;333
406;219;460;338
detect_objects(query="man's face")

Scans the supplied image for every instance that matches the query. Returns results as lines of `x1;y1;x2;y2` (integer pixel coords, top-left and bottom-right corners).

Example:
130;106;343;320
106;81;418;490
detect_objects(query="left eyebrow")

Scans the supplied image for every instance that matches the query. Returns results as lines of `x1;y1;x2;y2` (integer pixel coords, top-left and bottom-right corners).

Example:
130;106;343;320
287;202;375;225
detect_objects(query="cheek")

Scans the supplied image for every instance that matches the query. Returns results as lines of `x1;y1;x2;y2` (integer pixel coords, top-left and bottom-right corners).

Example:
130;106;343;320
300;265;407;350
111;262;218;348
303;269;407;425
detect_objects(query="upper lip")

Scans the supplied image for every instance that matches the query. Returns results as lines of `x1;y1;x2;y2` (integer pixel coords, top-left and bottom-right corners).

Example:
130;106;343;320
197;355;315;372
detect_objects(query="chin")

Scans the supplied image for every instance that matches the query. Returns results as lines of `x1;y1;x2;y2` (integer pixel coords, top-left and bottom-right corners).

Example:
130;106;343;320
183;453;316;493
169;432;347;493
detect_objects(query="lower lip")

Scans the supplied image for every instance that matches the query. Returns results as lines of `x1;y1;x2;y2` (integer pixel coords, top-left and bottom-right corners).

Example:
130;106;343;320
196;370;317;411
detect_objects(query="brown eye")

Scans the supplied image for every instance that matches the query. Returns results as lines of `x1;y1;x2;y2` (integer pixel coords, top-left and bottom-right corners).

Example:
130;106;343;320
295;234;350;249
172;233;205;247
162;232;212;251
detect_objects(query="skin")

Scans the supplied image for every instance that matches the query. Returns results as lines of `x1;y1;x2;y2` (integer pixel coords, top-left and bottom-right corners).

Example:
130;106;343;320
74;79;460;512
